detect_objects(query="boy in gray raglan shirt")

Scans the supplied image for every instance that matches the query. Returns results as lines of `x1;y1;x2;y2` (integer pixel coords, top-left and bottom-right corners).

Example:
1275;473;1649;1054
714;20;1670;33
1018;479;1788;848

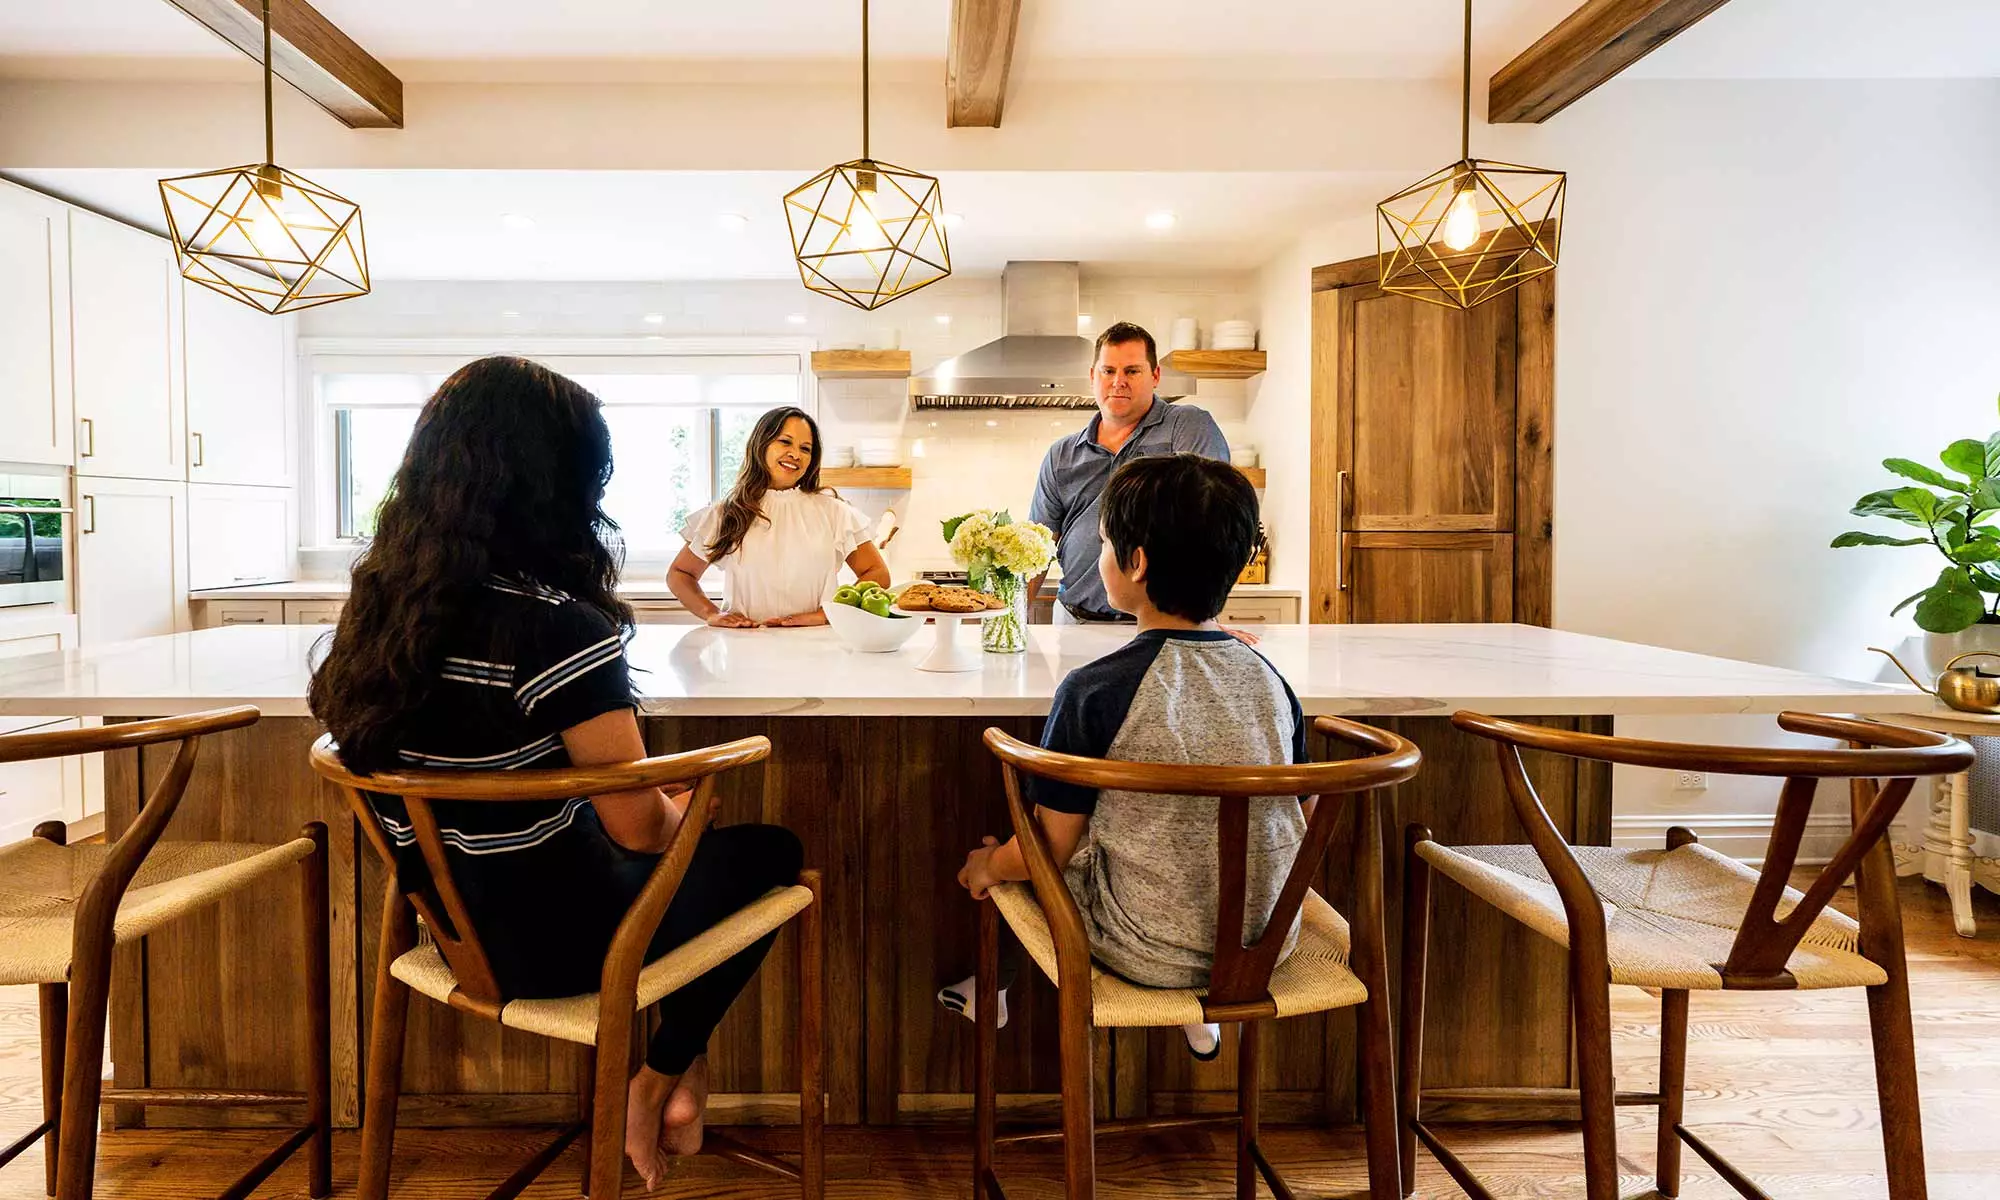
954;453;1303;1059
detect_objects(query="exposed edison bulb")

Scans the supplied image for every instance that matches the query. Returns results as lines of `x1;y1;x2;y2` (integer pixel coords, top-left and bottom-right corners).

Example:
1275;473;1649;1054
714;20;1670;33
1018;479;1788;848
238;181;320;264
1441;184;1482;253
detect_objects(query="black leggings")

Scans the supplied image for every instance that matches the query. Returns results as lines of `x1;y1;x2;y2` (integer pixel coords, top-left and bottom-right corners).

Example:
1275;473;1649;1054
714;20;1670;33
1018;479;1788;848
493;822;804;1077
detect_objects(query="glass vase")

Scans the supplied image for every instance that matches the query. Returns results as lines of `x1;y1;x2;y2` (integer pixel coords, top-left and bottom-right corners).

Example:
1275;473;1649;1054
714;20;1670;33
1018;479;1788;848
981;571;1028;654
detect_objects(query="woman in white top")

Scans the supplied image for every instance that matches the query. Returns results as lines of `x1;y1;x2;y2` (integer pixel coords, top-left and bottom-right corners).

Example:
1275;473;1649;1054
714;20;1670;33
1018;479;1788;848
668;406;890;627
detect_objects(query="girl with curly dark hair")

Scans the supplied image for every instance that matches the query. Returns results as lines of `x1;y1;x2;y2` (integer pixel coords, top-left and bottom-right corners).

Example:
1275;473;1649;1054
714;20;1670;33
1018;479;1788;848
665;406;890;627
308;356;800;1185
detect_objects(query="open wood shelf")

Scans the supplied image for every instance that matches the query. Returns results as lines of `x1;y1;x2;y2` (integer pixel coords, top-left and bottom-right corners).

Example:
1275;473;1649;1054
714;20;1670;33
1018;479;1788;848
822;466;912;489
1164;349;1266;379
812;350;912;379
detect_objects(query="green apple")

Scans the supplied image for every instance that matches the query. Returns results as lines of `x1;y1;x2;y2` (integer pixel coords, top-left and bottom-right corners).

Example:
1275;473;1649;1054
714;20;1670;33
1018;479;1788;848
861;592;894;618
832;585;862;606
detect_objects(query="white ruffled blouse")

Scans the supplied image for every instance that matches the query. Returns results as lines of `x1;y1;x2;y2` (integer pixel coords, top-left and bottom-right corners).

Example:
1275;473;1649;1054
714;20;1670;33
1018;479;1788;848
679;487;872;623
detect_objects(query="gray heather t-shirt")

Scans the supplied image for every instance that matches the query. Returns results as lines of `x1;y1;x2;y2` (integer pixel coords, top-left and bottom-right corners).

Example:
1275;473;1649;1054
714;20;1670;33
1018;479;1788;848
1035;629;1308;989
1028;400;1230;618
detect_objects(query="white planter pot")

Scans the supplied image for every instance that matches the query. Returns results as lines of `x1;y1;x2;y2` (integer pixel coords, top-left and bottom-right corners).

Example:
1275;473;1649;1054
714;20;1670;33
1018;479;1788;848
1924;623;2000;676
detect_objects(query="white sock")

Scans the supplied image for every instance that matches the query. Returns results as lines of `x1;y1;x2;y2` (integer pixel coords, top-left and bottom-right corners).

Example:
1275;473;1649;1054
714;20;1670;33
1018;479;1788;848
938;973;1009;1029
1182;1022;1221;1057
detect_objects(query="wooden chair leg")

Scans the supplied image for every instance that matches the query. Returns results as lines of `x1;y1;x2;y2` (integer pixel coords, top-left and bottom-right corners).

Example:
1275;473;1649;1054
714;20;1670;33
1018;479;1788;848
1657;988;1689;1199
798;869;826;1200
359;938;411;1200
1236;1020;1260;1200
974;899;999;1200
1396;824;1432;1199
38;983;65;1199
1056;970;1096;1200
53;947;111;1200
588;1034;629;1200
1867;976;1929;1200
1570;943;1620;1200
577;1046;597;1196
299;823;333;1200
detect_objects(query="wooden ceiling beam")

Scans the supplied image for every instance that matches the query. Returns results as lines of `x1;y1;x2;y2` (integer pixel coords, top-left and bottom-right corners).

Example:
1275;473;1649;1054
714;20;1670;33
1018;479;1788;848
946;0;1022;128
163;0;403;129
1488;0;1733;124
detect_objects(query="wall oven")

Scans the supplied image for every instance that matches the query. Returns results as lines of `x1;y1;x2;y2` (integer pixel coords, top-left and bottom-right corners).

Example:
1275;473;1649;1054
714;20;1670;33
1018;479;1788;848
0;473;69;609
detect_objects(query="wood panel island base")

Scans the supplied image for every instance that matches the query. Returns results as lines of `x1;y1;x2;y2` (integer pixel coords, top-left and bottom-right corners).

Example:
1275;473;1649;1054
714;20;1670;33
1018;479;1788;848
0;624;1922;1133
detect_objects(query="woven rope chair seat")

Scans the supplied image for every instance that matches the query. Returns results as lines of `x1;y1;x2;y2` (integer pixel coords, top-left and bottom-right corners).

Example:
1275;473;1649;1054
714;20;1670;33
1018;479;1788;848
389;884;813;1045
0;836;317;986
988;882;1367;1027
1414;841;1886;991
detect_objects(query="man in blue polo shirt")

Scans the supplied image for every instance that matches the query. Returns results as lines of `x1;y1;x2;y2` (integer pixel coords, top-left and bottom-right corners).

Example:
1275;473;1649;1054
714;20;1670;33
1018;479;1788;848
1029;321;1230;623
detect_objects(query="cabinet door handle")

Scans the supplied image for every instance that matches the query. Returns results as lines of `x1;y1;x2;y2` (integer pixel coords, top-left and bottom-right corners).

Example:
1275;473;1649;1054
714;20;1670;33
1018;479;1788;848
1333;469;1350;592
79;417;94;458
192;431;204;467
81;495;96;534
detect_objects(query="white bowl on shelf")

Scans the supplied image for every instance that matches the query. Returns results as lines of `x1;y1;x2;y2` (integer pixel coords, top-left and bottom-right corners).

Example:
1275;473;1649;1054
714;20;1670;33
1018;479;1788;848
822;599;924;653
823;446;857;469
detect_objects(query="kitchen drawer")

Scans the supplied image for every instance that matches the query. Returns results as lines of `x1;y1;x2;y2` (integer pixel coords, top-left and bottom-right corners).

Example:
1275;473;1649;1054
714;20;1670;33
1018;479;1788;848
1218;596;1299;625
200;599;284;628
630;602;702;625
0;716;82;843
284;600;344;626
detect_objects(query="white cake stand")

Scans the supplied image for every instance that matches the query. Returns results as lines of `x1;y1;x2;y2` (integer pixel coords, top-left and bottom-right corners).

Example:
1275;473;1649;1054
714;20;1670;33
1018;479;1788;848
896;604;1003;672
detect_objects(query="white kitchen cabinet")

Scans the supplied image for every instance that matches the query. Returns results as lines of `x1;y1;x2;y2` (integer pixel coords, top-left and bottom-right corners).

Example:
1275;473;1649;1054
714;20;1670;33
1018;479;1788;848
184;282;292;486
75;475;187;645
196;598;284;628
1218;595;1301;625
283;600;343;625
0;716;84;844
0;182;73;466
69;212;184;481
187;482;295;591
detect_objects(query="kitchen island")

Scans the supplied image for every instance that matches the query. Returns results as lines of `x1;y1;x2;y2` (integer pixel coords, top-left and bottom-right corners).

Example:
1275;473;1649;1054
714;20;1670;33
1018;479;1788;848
0;623;1919;1132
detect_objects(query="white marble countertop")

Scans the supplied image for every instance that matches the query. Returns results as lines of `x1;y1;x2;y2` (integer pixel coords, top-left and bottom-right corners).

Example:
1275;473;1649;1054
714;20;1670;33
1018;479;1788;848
0;622;1923;720
186;580;1304;603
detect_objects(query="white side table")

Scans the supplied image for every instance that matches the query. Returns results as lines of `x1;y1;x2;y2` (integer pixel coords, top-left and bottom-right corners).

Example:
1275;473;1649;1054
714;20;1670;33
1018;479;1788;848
1875;709;2000;937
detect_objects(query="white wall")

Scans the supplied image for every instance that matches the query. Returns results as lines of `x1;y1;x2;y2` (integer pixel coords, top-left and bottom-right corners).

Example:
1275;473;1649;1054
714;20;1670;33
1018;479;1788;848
295;271;1260;579
1254;78;2000;854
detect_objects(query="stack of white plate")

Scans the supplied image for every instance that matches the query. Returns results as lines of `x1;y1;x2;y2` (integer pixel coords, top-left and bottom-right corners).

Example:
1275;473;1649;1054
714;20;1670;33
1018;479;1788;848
856;437;902;467
823;445;857;469
1212;320;1257;351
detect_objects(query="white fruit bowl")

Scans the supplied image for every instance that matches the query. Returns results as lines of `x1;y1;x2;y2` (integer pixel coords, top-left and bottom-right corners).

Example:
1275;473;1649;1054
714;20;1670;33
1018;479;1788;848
822;599;924;653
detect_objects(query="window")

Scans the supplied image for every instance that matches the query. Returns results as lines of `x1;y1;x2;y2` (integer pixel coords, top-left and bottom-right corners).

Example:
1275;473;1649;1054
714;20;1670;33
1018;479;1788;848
309;346;810;558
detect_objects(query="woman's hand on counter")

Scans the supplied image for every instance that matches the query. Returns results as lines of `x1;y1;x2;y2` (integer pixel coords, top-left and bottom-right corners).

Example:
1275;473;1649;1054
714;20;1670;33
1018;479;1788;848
707;610;760;629
765;610;830;628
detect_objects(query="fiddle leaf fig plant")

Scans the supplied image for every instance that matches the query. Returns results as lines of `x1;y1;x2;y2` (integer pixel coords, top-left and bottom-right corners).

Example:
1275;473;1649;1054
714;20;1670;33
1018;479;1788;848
1833;398;2000;633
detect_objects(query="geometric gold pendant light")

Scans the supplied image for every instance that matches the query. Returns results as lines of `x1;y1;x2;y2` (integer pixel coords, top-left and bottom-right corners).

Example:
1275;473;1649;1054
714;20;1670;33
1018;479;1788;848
1376;0;1564;310
784;0;951;311
159;0;370;314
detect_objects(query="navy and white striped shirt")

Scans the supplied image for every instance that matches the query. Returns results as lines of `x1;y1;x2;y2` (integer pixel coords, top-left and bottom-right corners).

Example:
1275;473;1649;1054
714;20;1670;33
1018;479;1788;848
367;576;640;990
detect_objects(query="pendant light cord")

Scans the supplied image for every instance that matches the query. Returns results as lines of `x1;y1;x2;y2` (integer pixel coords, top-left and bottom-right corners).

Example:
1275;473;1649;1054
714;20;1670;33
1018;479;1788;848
1459;0;1472;163
860;0;871;162
262;0;275;166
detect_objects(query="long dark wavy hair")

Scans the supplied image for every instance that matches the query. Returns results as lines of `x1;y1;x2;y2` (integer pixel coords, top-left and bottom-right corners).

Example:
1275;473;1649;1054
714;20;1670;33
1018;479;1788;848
308;356;632;772
702;405;825;561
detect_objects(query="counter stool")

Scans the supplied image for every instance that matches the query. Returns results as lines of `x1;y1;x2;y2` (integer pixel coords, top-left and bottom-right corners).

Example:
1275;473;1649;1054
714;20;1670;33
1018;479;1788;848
0;706;331;1200
975;716;1423;1200
309;733;823;1200
1399;711;1971;1200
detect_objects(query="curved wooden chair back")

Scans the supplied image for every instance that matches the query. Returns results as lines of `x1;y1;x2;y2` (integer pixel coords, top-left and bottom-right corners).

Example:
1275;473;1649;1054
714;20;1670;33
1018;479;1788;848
984;715;1421;1012
309;734;772;1012
0;706;262;934
1451;710;1972;986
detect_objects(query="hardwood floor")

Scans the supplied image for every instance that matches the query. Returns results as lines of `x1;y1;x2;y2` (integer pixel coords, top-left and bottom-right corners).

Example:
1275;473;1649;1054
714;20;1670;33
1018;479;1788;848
4;875;1999;1200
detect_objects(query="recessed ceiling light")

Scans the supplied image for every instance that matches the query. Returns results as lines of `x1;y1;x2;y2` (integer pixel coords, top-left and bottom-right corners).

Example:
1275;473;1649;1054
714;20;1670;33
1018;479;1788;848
500;213;535;231
785;313;808;325
934;313;952;325
1077;313;1092;328
1145;210;1177;231
717;213;750;232
985;419;999;428
643;313;665;325
500;310;521;318
941;212;964;229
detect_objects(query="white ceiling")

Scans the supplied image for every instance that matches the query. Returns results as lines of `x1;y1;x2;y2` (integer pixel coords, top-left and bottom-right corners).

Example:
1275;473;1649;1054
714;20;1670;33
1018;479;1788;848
6;0;1993;82
6;168;1399;280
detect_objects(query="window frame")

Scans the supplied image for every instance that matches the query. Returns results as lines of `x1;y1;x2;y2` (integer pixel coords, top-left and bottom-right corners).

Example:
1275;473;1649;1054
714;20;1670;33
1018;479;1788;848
299;336;819;562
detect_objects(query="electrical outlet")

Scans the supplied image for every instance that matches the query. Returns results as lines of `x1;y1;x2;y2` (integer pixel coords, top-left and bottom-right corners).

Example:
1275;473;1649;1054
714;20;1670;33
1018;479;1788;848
1673;770;1710;791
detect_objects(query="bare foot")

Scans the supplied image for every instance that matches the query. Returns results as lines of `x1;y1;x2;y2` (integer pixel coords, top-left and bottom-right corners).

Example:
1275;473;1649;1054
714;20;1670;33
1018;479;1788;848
625;1065;676;1190
659;1055;710;1157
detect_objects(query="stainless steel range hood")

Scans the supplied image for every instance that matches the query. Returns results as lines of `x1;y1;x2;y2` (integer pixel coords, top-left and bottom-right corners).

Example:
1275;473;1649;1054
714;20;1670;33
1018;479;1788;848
909;261;1191;409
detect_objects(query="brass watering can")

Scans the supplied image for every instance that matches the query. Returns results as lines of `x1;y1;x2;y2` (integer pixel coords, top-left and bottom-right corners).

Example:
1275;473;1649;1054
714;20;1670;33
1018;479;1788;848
1870;647;2000;715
